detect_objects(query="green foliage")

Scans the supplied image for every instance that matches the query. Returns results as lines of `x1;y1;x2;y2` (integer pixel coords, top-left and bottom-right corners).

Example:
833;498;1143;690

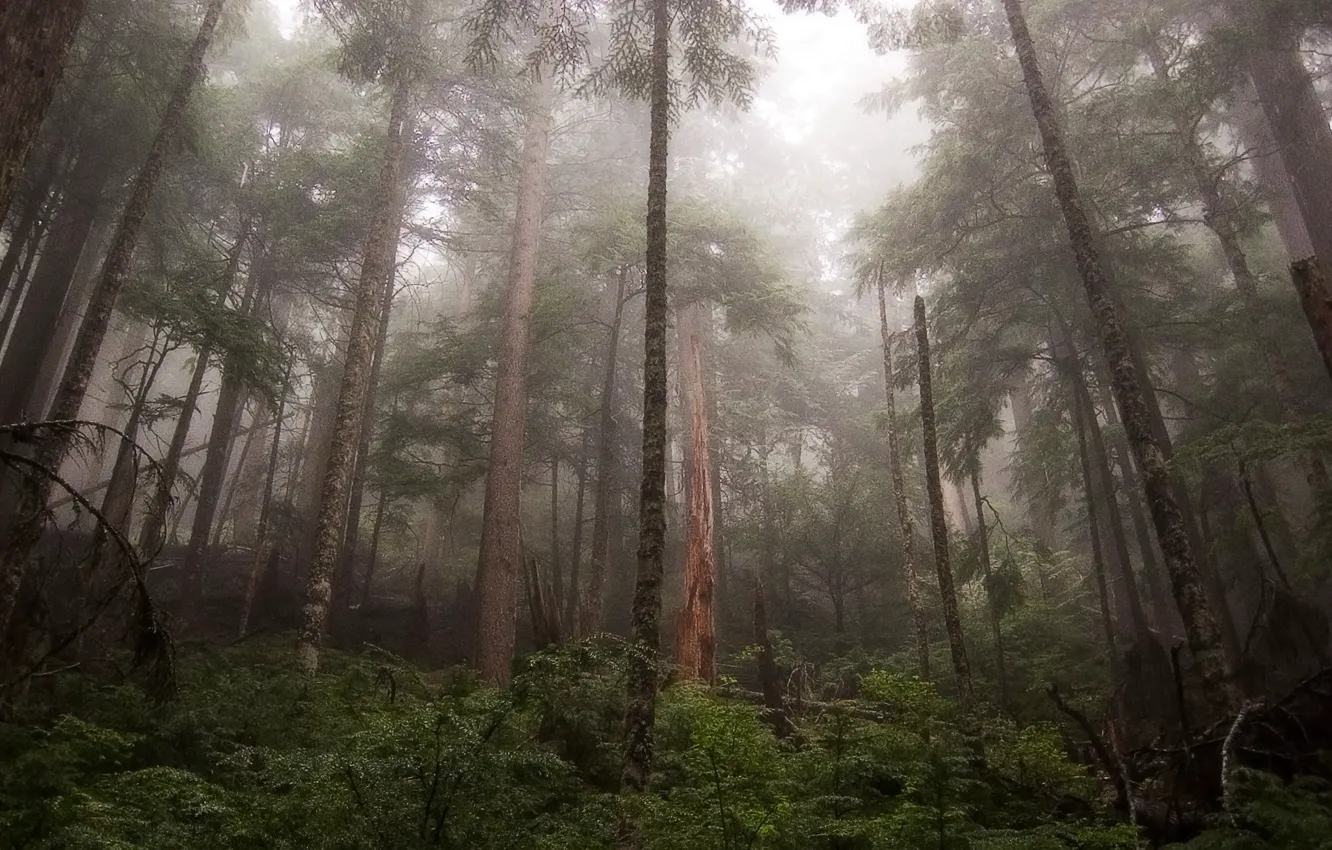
1169;770;1332;849
0;641;1144;850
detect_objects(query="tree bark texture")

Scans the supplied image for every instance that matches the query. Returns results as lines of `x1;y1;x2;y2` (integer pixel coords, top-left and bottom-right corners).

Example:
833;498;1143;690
877;279;930;679
1000;0;1239;712
673;304;716;683
622;0;671;795
1073;376;1123;687
295;76;412;676
0;0;86;225
914;296;972;707
580;268;628;634
0;0;227;645
472;72;554;685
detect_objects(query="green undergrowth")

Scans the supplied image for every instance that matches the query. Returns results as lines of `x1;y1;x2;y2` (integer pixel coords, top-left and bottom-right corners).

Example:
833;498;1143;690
0;638;1323;849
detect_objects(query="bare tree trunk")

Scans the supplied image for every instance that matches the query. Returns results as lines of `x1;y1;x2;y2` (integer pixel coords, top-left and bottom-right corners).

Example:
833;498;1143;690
99;331;171;534
549;454;564;636
674;304;716;683
622;0;670;794
360;491;389;609
0;0;228;644
914;296;972;706
1001;0;1239;711
295;73;412;676
877;279;930;678
970;464;1009;711
580;268;627;635
0;0;86;224
472;73;555;685
0;216;44;349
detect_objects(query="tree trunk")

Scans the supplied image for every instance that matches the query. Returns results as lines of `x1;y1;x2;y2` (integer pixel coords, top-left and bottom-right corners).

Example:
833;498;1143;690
1000;0;1240;712
549;455;564;637
1230;93;1314;262
752;577;793;738
0;215;44;350
1292;258;1332;385
1072;363;1150;642
0;0;86;225
238;365;289;638
1073;381;1123;687
334;249;397;623
0;152;111;427
295;73;413;676
580;268;627;634
0;181;45;306
914;296;972;706
877;279;930;678
970;464;1009;711
565;431;589;631
471;73;555;685
360;490;389;609
1095;384;1176;636
0;0;227;645
674;303;716;683
99;332;170;535
1240;21;1332;272
622;0;670;795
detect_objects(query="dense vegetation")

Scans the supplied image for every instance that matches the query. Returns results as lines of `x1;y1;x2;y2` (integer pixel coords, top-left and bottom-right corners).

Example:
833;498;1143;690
3;0;1332;846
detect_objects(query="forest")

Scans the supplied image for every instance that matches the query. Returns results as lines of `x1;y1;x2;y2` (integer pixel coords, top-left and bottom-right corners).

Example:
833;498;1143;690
3;0;1332;846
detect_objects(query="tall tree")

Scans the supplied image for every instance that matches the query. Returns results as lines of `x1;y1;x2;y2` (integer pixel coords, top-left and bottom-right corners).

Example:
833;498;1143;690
0;0;86;224
876;277;930;679
621;0;672;793
0;0;229;644
295;74;413;675
914;295;972;707
472;71;555;686
999;0;1239;711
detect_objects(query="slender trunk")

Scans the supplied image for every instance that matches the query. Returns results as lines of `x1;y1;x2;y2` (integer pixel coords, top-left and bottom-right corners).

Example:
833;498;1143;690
360;491;388;609
99;334;170;534
238;371;287;638
1292;258;1332;385
580;268;627;634
0;0;227;644
0;185;44;306
1238;461;1293;591
0;152;111;427
1073;377;1122;686
1009;373;1058;551
914;296;972;706
0;0;87;224
674;304;716;683
0;218;44;350
1000;0;1239;711
622;0;670;794
212;402;259;545
138;353;208;555
472;72;555;685
180;249;261;619
295;73;412;676
954;481;975;534
1097;386;1175;636
1230;93;1314;262
335;253;397;619
877;279;929;678
565;434;589;630
752;577;792;738
549;455;564;636
1072;365;1150;642
970;465;1009;711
